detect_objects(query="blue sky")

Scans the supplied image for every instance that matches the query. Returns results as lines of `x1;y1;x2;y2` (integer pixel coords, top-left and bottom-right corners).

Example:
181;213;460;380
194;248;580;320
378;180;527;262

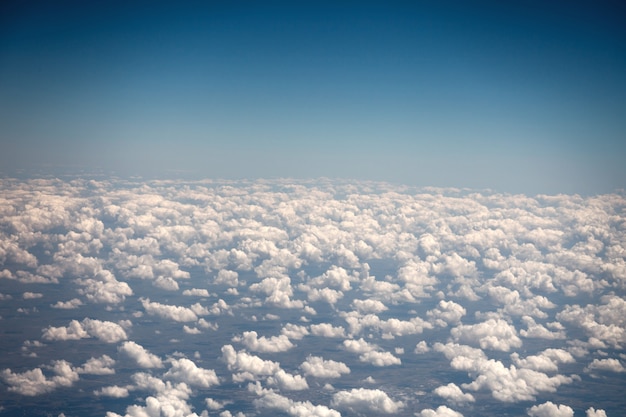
1;1;625;194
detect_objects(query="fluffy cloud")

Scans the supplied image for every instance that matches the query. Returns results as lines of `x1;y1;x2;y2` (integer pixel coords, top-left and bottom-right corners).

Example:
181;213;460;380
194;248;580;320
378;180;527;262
118;341;164;368
331;388;404;414
221;345;280;382
77;355;116;375
95;385;130;398
51;298;83;309
418;405;464;417
163;358;219;388
434;383;475;403
42;318;127;343
343;338;401;366
233;331;295;353
1;360;79;396
527;401;574;417
299;356;350;379
140;298;198;322
451;319;522;351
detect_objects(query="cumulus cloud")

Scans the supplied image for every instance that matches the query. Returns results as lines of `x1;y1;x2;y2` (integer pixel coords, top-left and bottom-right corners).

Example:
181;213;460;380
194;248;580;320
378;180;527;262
95;385;130;398
584;358;625;374
451;319;522;351
77;355;116;375
42;318;127;343
119;341;164;368
527;401;574;417
51;298;83;309
418;405;464;417
140;298;198;322
163;358;219;387
251;382;340;417
299;356;350;379
221;345;280;382
331;388;404;414
1;360;79;396
233;331;295;353
309;323;346;338
434;383;475;403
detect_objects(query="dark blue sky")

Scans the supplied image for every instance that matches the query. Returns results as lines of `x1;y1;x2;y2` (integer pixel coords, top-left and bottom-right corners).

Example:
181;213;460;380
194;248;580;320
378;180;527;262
1;1;625;194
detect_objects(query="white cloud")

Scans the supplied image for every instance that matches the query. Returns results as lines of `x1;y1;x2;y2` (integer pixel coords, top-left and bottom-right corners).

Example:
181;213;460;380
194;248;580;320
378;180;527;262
299;356;350;379
586;408;608;417
22;292;43;299
42;318;127;343
527;401;574;417
434;383;475;403
77;355;116;375
585;358;625;374
309;323;346;338
164;358;219;388
221;345;280;382
95;386;130;398
233;331;295;353
51;298;83;309
351;298;388;314
418;405;464;417
451;319;522;352
119;341;164;368
182;288;210;297
331;388;404;414
140;298;198;322
251;382;340;417
267;369;309;391
1;360;79;396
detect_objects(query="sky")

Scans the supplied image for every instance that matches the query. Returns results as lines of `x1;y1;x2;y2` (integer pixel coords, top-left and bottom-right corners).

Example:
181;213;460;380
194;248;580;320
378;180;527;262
1;0;625;194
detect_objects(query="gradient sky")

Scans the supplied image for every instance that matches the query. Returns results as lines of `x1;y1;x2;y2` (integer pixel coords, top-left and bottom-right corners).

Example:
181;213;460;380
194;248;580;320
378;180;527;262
1;0;625;194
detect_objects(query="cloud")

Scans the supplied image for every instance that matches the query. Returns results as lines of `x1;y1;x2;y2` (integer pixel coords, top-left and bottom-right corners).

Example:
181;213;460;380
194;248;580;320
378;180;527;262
22;292;43;299
418;405;464;417
182;288;210;297
451;319;522;352
251;382;340;417
221;345;280;382
527;401;574;417
309;323;346;338
584;358;625;374
266;369;309;391
299;356;350;379
51;298;83;309
434;383;475;403
331;388;404;414
77;355;116;375
233;331;295;353
342;338;401;366
42;318;127;343
119;341;164;368
95;386;130;398
75;270;133;304
140;298;198;322
1;360;79;396
163;358;219;388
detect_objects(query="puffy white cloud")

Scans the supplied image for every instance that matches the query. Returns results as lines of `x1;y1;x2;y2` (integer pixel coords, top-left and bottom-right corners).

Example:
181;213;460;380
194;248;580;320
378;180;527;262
310;323;346;338
51;298;83;309
510;349;575;373
267;369;309;391
584;358;625;374
281;323;309;340
95;385;130;398
1;360;79;396
233;331;295;353
140;298;198;322
221;345;280;382
418;405;464;417
451;319;522;351
42;318;127;343
427;300;467;327
75;270;133;304
251;382;340;417
527;401;574;417
182;288;210;297
77;355;116;375
586;408;608;417
434;383;475;403
164;358;219;388
351;298;388;314
119;341;164;368
331;388;404;414
22;292;43;299
299;356;350;379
